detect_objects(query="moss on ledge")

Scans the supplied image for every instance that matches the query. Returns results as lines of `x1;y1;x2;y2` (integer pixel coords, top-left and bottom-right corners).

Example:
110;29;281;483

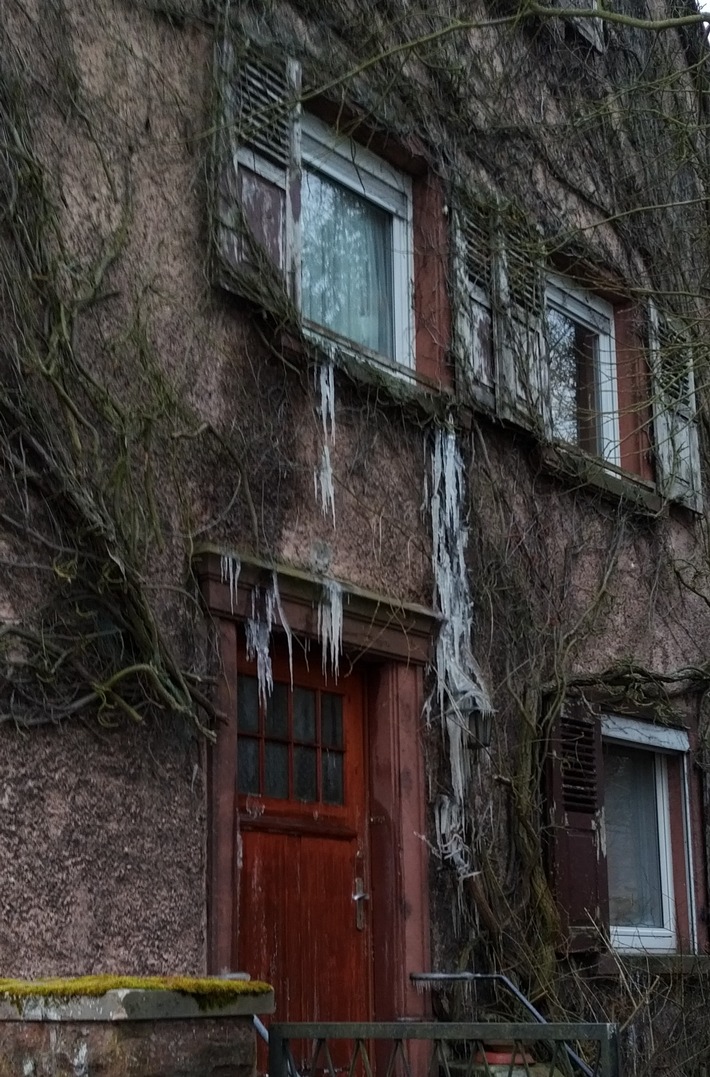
0;975;272;1002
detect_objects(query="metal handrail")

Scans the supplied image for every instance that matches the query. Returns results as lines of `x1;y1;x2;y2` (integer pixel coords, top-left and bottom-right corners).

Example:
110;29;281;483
410;972;593;1077
268;1020;621;1077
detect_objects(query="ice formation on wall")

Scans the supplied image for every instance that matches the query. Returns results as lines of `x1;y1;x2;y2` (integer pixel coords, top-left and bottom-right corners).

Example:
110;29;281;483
244;572;293;703
317;578;343;679
313;361;336;523
429;427;492;870
435;795;472;877
220;553;241;614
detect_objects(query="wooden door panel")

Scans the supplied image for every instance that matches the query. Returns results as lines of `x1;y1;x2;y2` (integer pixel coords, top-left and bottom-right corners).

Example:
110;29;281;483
234;654;371;1027
238;829;368;1020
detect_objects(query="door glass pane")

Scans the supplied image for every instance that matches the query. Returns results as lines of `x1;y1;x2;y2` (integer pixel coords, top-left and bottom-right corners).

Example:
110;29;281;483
604;744;663;928
321;694;343;747
266;683;288;738
294;746;317;802
238;738;259;795
237;676;259;733
264;742;289;799
323;750;344;805
302;169;394;359
293;688;316;743
547;306;601;454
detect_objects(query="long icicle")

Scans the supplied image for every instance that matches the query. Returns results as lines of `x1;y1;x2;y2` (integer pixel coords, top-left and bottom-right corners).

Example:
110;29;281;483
314;361;336;524
428;426;492;874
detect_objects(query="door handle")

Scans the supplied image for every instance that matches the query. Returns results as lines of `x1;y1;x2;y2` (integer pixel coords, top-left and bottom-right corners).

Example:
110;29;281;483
352;877;369;931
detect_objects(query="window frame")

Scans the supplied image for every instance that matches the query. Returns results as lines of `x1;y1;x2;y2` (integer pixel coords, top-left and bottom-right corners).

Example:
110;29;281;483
546;276;620;468
601;714;691;955
300;112;415;372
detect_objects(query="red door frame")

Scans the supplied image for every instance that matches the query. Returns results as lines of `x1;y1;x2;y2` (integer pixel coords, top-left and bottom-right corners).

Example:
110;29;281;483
200;554;431;1021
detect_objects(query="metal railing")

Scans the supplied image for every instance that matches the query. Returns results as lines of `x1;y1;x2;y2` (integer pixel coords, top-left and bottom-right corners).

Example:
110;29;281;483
268;1021;621;1077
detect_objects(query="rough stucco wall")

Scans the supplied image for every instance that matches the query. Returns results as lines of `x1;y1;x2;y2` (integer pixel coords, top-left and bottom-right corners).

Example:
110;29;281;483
0;721;205;977
39;0;432;602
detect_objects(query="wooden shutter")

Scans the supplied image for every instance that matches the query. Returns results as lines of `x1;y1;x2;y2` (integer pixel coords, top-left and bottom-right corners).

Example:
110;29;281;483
453;203;496;410
213;37;301;309
649;302;702;512
547;699;609;952
494;210;548;432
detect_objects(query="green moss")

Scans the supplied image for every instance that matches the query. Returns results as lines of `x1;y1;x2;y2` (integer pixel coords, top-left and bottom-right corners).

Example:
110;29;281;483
0;974;272;1002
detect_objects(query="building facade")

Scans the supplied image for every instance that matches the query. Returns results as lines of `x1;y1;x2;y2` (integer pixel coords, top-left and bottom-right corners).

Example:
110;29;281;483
1;0;710;1071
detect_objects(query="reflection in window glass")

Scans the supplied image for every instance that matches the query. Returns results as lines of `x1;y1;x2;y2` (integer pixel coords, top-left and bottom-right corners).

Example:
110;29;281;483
547;306;601;455
323;751;344;805
293;687;316;743
264;742;289;799
321;694;343;748
604;744;663;928
238;738;259;795
294;746;317;802
237;676;259;733
302;170;394;358
265;683;288;738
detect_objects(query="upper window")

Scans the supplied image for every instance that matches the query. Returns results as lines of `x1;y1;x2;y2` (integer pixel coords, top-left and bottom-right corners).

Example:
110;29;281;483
458;205;702;510
300;115;412;368
546;279;619;466
214;42;450;387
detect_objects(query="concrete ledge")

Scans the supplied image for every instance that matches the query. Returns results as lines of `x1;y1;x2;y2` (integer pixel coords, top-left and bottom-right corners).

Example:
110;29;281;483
0;976;274;1021
0;978;273;1076
0;987;275;1022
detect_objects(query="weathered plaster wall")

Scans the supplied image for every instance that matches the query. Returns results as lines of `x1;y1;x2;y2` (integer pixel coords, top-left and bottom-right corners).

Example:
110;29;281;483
0;721;205;977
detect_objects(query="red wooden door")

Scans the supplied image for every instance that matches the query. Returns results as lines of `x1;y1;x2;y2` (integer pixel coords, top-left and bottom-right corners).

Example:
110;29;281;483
234;650;372;1028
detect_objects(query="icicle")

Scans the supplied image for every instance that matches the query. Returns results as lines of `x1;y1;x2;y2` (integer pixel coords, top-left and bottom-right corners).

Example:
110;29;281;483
314;444;335;524
313;361;336;523
317;361;335;442
434;795;472;878
244;573;295;703
271;571;293;688
428;427;492;827
220;553;241;615
317;578;343;679
245;586;274;707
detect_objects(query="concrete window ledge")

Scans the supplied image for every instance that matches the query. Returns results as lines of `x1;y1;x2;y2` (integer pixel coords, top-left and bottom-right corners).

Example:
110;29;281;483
0;976;274;1077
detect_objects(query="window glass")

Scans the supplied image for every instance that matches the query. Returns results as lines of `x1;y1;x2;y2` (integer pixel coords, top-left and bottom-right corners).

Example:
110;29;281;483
237;675;260;733
265;682;288;737
604;744;663;928
302;169;394;358
547;306;602;454
237;675;347;807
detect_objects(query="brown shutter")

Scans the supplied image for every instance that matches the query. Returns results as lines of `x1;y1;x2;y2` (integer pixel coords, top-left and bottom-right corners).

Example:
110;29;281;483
453;201;496;410
212;37;301;310
547;699;609;952
614;304;653;481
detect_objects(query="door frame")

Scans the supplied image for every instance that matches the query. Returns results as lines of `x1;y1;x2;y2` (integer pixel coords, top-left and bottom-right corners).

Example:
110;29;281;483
198;551;433;1020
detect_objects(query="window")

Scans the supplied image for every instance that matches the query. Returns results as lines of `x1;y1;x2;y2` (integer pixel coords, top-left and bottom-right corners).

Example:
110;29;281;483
546;279;619;466
300;115;413;367
458;208;702;509
237;672;345;805
602;716;691;953
548;702;697;956
213;43;450;384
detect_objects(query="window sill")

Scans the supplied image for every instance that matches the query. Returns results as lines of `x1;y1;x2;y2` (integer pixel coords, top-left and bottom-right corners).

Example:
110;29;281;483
539;443;664;515
595;953;710;978
279;327;455;420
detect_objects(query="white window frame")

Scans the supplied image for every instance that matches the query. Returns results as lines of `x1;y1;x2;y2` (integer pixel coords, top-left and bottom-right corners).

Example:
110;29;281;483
300;113;414;372
546;276;620;467
601;715;690;955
